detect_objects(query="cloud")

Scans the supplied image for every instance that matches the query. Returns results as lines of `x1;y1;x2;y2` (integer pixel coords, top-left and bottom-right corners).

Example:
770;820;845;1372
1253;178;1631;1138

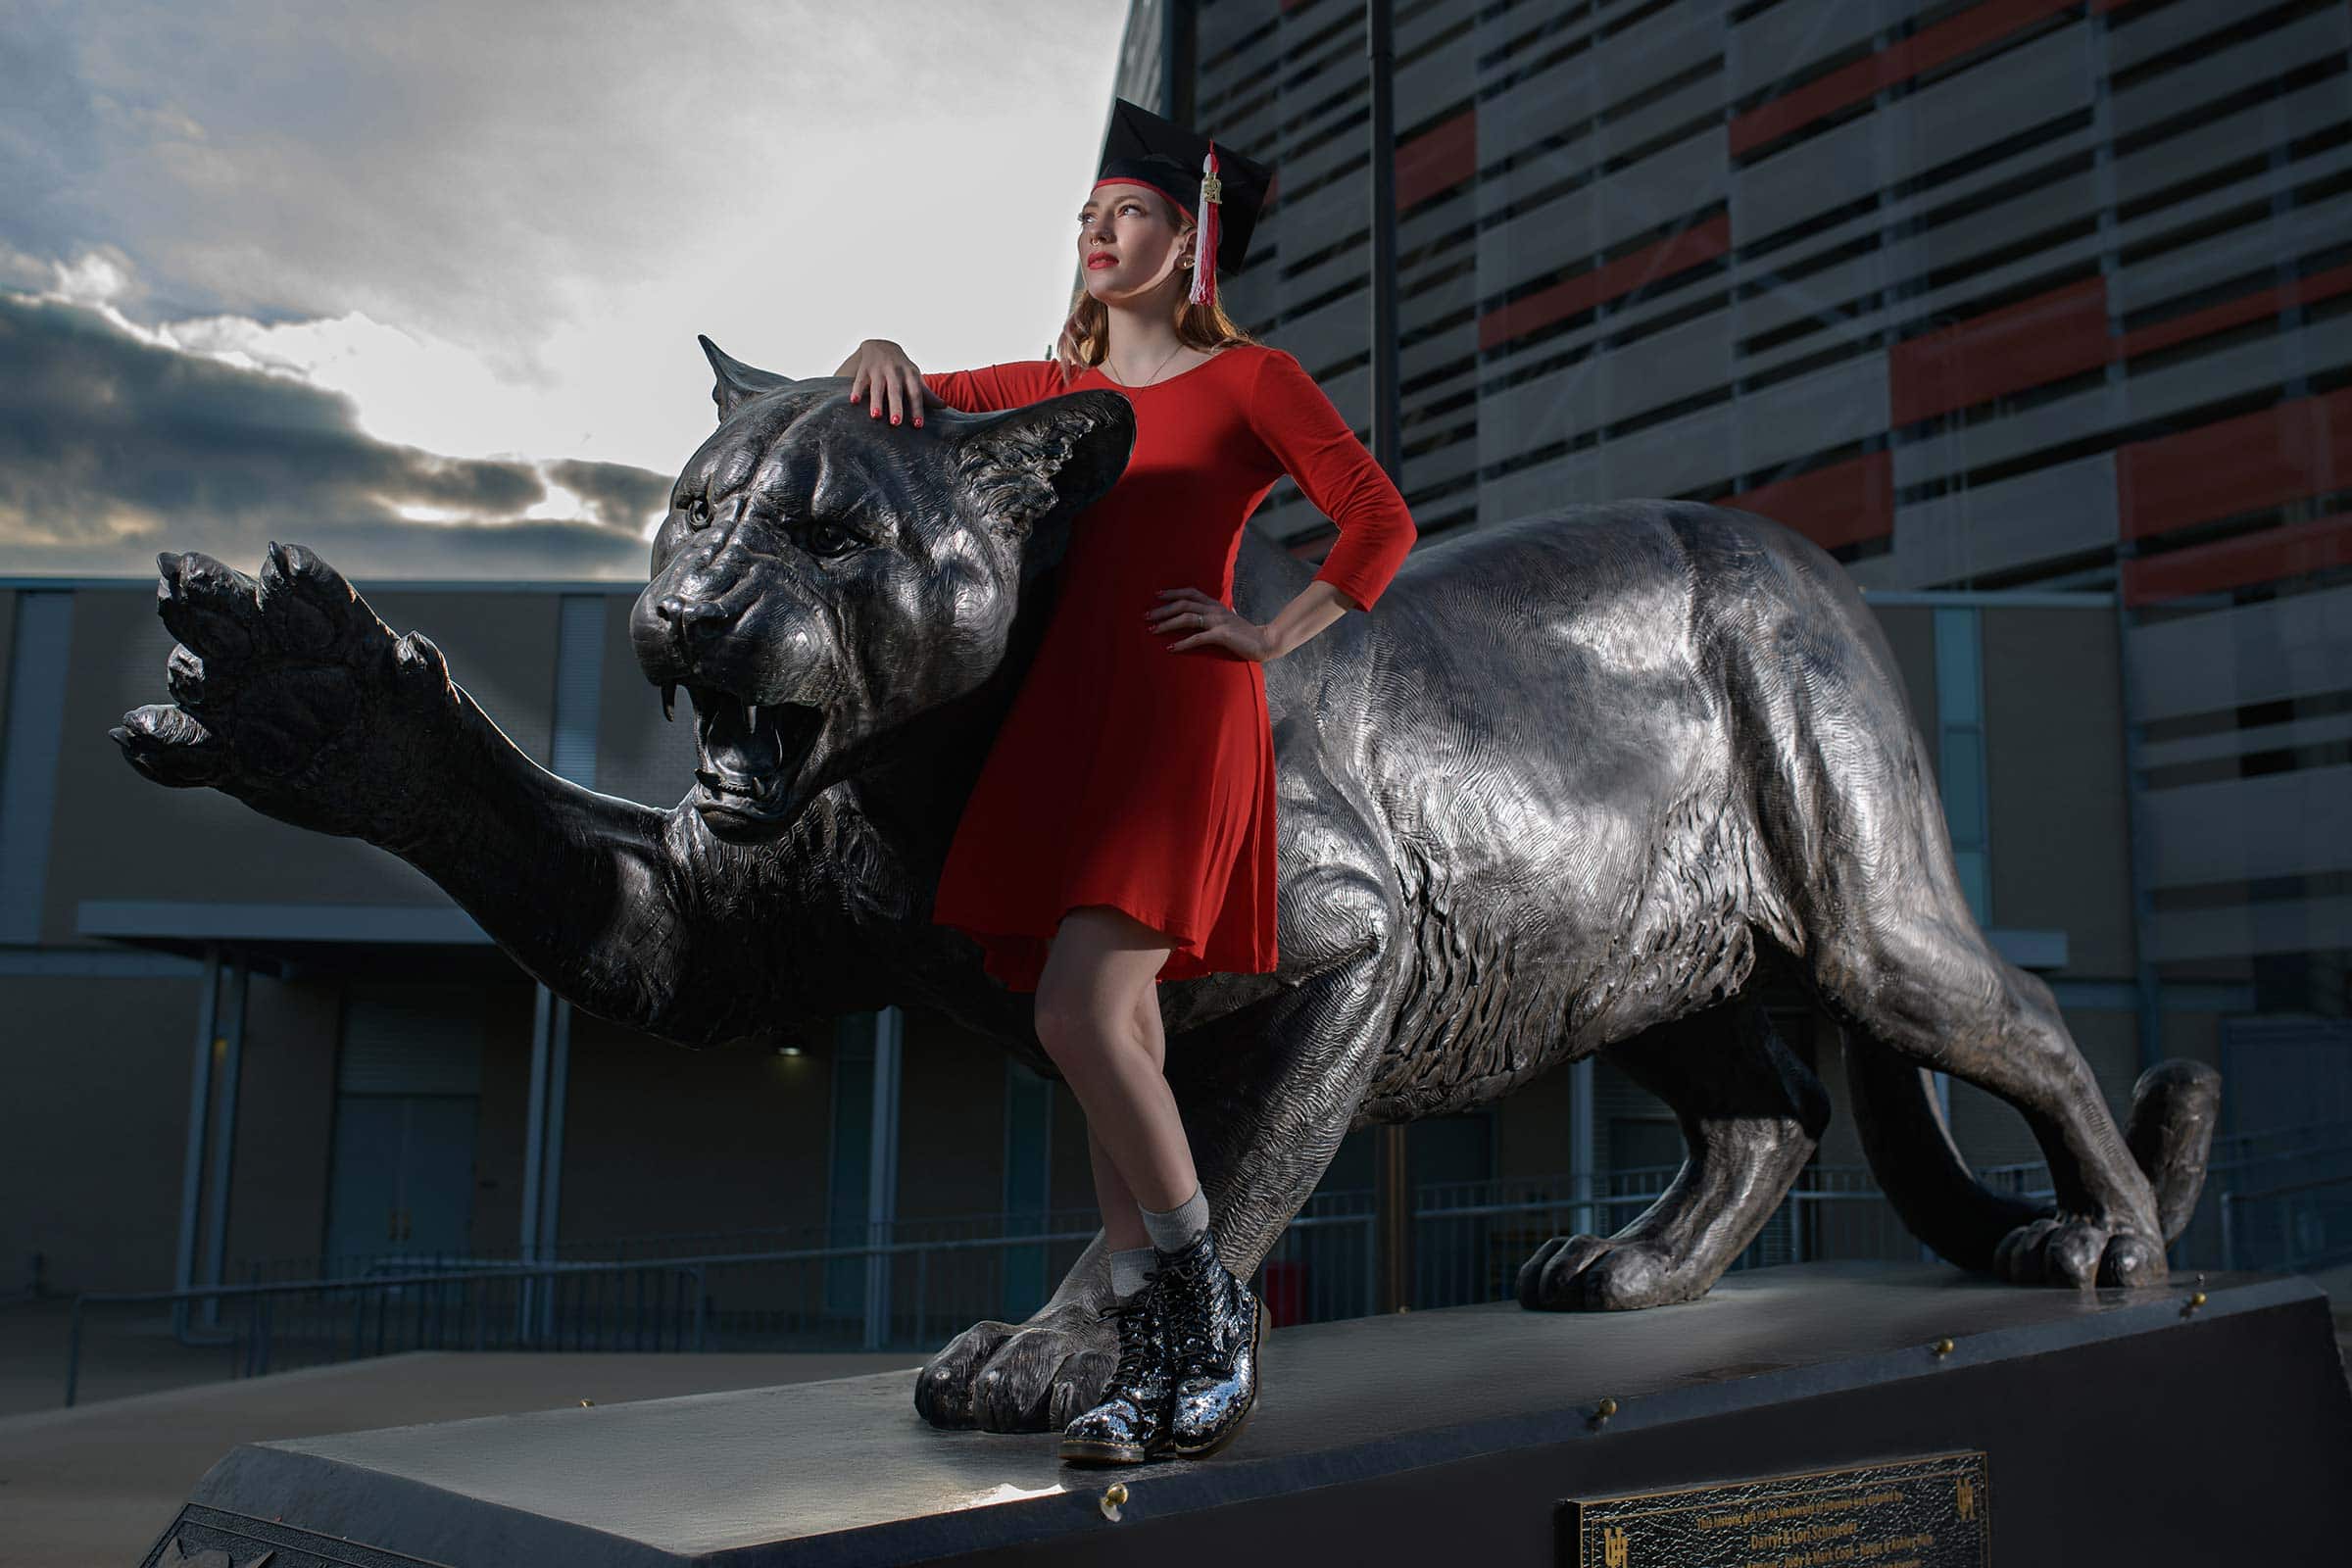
0;291;664;579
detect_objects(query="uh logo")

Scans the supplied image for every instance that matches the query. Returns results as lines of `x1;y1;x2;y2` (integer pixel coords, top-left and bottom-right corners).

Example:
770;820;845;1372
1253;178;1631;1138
1600;1524;1631;1567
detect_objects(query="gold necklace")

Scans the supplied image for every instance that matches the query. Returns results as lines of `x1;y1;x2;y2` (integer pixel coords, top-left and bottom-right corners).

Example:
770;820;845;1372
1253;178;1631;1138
1103;339;1187;388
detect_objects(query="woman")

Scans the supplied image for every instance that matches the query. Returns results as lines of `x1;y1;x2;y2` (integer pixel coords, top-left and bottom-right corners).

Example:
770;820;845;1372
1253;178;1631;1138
835;100;1415;1466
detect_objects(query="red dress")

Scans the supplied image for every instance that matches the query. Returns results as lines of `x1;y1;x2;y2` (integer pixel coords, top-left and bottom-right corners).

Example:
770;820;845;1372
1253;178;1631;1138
921;343;1416;993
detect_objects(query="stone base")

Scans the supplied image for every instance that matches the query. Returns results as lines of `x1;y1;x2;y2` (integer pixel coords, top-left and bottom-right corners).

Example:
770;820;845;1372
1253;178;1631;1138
144;1262;2352;1566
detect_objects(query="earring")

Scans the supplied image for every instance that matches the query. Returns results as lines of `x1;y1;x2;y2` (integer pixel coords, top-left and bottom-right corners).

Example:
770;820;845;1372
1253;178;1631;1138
1180;258;1194;269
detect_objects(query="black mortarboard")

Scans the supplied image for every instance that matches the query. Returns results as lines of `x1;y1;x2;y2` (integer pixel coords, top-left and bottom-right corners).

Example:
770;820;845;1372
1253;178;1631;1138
1094;97;1273;310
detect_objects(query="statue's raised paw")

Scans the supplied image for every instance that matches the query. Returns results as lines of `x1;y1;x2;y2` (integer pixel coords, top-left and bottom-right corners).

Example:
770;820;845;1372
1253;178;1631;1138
913;1302;1116;1433
110;543;463;848
1992;1214;2166;1289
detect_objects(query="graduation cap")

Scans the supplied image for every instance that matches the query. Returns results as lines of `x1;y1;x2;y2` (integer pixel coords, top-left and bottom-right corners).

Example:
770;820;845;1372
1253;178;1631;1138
1094;97;1273;313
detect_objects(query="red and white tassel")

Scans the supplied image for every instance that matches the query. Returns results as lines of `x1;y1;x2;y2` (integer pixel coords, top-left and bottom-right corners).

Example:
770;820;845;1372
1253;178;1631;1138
1189;142;1222;309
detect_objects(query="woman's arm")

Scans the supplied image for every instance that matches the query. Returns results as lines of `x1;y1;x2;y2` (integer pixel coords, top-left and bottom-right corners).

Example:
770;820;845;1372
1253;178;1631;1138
1246;348;1419;627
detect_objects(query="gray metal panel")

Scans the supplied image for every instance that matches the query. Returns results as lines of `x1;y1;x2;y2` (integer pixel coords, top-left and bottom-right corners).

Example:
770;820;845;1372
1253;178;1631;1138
1319;364;1371;435
1477;60;1597;197
1596;131;1725;257
2112;76;2347;213
1480;182;1601;299
1592;0;1723;106
1600;73;1724;164
1275;287;1368;381
1601;404;1738;500
1901;169;2100;281
2142;765;2352;888
1481;450;1608;526
1396;26;1476;126
1892;454;2119;587
1731;0;1883;99
2139;712;2352;772
1890;384;2111;491
2107;0;2246;74
1733;112;1881;244
2113;141;2352;260
1198;0;1267;69
2126;586;2352;723
1740;355;1889;472
1740;248;1881;343
2112;9;2350;142
2126;317;2352;426
1600;310;1732;426
1890;31;2088;179
2114;196;2352;317
1397;256;1480;340
0;591;72;945
1480;370;1604;469
2151;896;2352;963
75;900;493;944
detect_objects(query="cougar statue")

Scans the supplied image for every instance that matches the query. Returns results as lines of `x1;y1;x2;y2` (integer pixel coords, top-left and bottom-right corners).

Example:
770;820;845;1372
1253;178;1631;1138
113;338;2220;1434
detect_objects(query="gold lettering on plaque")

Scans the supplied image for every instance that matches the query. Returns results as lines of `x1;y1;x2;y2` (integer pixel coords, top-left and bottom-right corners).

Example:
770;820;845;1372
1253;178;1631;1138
1602;1524;1631;1567
1955;1476;1975;1522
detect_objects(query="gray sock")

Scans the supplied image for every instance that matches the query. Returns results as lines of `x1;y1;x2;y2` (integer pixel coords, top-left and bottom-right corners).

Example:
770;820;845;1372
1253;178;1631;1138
1109;1245;1158;1298
1139;1185;1209;1253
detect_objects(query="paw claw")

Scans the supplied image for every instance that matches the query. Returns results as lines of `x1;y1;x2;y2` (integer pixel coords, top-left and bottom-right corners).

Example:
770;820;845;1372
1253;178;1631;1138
1517;1234;1615;1310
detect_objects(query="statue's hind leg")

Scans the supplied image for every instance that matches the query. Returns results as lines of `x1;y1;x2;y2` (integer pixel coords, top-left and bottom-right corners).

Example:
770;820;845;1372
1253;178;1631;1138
1518;1003;1829;1311
1814;906;2172;1289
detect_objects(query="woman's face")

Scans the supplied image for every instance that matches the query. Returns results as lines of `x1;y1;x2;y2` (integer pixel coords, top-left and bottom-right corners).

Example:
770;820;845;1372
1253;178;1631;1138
1077;181;1192;306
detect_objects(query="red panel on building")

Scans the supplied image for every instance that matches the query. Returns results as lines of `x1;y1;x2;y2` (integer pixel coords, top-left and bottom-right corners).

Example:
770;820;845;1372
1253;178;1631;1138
1396;109;1476;212
1730;451;1894;553
1731;0;2082;158
2124;514;2352;606
2116;390;2352;540
2120;264;2352;361
1888;276;2113;425
1478;214;1732;352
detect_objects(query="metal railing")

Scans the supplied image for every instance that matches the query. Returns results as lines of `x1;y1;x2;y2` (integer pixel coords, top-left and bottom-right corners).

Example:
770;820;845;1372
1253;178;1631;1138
87;1123;2348;1406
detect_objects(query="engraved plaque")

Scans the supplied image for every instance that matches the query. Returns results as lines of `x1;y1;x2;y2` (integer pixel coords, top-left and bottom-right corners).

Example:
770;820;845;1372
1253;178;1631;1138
1560;1450;1989;1567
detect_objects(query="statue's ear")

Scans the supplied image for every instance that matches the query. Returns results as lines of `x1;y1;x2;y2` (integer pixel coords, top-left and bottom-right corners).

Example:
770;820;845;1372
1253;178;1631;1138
699;335;793;420
948;391;1136;561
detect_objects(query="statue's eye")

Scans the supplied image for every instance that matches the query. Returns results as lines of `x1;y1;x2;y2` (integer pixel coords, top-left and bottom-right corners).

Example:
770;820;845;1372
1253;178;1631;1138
807;520;861;558
686;497;711;527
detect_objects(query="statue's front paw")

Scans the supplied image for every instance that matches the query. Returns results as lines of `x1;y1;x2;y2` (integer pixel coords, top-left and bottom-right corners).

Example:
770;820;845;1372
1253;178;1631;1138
1992;1214;2166;1289
1516;1234;1698;1311
913;1304;1114;1433
112;543;454;842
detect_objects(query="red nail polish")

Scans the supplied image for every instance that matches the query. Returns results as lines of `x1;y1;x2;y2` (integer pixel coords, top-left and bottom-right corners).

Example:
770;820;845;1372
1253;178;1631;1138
891;414;900;424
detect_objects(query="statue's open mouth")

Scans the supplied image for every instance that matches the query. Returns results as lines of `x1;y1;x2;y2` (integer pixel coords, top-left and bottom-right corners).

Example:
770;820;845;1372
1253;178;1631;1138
675;684;825;823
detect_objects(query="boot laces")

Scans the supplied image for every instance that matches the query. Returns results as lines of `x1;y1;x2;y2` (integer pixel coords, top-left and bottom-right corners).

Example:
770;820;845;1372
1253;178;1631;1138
1105;1279;1165;1385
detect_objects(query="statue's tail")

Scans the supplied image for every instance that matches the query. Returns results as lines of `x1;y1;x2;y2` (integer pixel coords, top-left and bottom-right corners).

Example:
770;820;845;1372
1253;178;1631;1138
1844;1039;2221;1271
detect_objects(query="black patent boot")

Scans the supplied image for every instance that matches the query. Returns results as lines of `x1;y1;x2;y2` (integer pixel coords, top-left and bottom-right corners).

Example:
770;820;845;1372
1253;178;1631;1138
1057;1272;1177;1466
1157;1229;1266;1458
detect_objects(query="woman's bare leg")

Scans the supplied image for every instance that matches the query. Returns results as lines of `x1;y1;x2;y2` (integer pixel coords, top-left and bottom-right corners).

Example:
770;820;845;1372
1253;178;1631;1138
1087;982;1172;1251
1035;906;1198;1220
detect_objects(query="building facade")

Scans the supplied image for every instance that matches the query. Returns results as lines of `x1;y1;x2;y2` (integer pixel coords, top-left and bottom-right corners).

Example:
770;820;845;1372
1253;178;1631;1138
1116;0;2349;1092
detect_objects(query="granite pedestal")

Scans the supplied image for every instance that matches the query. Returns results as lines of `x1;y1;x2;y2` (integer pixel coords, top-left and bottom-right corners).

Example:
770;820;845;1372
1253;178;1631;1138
144;1262;2352;1566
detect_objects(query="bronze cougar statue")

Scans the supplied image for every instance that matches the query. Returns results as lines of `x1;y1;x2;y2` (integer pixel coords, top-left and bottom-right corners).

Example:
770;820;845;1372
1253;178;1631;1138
112;340;2219;1434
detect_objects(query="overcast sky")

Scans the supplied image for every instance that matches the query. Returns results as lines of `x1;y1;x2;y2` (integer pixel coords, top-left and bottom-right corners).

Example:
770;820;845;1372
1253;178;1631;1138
0;0;1129;581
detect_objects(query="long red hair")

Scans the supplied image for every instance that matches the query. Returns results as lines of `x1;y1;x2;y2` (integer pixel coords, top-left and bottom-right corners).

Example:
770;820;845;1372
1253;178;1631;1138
1053;193;1259;385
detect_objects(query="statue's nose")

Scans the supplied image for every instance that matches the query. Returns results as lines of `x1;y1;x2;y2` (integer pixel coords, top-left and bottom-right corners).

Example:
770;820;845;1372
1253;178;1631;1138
655;597;727;634
653;596;733;664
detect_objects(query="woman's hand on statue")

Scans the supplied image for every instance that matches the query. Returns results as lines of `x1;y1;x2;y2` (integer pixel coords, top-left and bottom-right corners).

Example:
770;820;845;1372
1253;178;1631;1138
846;339;927;427
1148;588;1277;662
